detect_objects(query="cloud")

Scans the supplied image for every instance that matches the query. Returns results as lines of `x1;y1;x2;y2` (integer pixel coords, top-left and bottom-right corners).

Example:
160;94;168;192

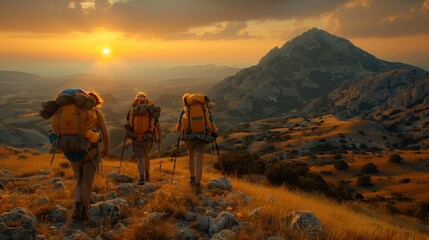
325;0;429;38
0;0;345;39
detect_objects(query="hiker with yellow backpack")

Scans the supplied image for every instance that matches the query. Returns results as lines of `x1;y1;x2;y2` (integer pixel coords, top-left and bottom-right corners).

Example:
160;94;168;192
124;92;162;185
176;93;218;194
40;89;110;221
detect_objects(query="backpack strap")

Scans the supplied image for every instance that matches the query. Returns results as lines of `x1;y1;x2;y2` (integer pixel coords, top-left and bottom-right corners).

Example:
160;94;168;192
186;105;192;134
202;104;207;135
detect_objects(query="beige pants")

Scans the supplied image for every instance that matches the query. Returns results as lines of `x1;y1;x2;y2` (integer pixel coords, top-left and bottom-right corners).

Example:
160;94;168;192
134;141;152;175
185;140;207;184
71;149;100;207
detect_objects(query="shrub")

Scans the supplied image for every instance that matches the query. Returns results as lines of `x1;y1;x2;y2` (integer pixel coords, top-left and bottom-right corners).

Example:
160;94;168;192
214;152;265;176
361;162;378;174
334;160;349;170
357;175;372;187
388;154;402;164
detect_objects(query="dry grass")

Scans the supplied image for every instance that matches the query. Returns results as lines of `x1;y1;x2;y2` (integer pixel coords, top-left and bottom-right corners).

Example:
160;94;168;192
0;146;428;239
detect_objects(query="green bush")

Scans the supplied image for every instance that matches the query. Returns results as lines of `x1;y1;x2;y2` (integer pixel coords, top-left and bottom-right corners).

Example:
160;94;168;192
214;152;265;176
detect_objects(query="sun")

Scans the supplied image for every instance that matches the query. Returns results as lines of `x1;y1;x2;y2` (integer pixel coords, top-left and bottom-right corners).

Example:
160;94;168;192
102;48;110;56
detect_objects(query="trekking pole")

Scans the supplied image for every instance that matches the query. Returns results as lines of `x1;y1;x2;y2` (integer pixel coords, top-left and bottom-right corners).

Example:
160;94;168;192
214;141;231;191
171;132;181;183
158;143;162;182
119;133;127;173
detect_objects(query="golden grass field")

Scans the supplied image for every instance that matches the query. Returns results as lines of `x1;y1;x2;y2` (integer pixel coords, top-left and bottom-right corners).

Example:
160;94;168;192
0;146;428;239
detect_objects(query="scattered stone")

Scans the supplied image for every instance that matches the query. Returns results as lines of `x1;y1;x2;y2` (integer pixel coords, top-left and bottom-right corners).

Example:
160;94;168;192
140;183;157;194
107;171;134;183
288;211;323;234
47;177;62;184
178;228;197;240
103;223;130;239
227;190;252;204
208;177;232;190
0;208;37;240
185;211;198;221
249;207;261;218
37;169;51;175
216;199;237;208
63;230;91;240
202;196;215;208
192;206;206;214
50;205;67;223
106;192;118;199
88;198;125;224
37;234;47;240
116;183;137;196
9;187;29;194
197;215;210;232
0;169;13;178
211;229;236;240
30;194;49;206
52;181;65;192
91;192;105;203
31;184;44;191
136;197;149;207
147;212;164;222
208;211;239;237
237;222;253;234
267;237;285;240
207;210;218;218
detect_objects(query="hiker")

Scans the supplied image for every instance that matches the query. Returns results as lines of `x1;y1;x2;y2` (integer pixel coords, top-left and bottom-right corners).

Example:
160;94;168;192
39;89;110;220
125;92;162;185
176;93;218;194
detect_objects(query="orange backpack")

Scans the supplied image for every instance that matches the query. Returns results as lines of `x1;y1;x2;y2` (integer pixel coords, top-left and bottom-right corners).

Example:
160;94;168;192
129;97;156;141
182;93;213;135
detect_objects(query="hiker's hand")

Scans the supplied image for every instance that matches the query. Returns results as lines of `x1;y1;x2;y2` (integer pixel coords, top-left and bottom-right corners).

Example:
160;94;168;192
211;132;218;138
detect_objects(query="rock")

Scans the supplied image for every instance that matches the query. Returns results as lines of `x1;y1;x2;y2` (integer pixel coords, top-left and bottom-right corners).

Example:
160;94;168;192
211;229;236;240
63;230;91;240
216;199;237;208
0;169;13;178
136;197;149;207
117;183;137;196
106;191;118;199
207;210;218;218
88;198;125;224
30;194;49;206
227;190;252;204
91;192;105;203
37;169;50;175
185;211;198;221
147;212;163;222
208;211;239;237
231;221;253;234
197;215;210;232
208;177;232;190
249;207;261;218
103;223;129;239
107;171;134;183
140;183;157;194
289;211;323;234
192;206;206;214
50;205;67;223
31;184;44;191
52;181;65;192
0;207;37;240
37;234;47;240
47;177;62;184
178;228;197;240
202;196;215;208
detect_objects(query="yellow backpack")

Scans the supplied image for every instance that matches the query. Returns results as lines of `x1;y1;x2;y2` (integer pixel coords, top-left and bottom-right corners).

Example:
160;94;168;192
182;93;213;135
129;97;155;141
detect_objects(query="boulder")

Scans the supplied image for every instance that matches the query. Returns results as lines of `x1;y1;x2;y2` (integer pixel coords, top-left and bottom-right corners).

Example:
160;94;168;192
91;192;105;203
178;228;197;240
208;211;239;237
50;205;67;223
211;229;236;240
37;169;50;175
140;182;157;194
0;208;37;240
63;230;91;240
88;198;126;224
208;177;232;190
107;171;134;183
116;183;137;196
289;211;323;234
52;181;65;192
227;190;252;204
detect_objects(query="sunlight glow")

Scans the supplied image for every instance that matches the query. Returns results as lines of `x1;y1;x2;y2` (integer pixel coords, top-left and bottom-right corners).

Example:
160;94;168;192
103;48;110;56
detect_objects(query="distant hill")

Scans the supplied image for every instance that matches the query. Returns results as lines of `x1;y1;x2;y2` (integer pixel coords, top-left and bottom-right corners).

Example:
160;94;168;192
209;28;411;122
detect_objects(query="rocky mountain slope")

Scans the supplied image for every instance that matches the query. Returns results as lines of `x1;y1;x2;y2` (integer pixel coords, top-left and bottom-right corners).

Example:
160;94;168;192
209;28;410;121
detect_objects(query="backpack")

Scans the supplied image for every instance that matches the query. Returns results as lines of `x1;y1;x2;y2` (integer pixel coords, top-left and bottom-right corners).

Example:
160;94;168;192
181;93;215;143
128;96;160;141
40;88;99;161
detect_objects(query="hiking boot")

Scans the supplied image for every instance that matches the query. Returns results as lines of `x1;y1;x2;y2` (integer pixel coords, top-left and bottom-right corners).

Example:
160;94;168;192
72;202;82;220
195;183;202;195
80;206;88;220
190;176;195;186
138;174;145;185
145;171;150;182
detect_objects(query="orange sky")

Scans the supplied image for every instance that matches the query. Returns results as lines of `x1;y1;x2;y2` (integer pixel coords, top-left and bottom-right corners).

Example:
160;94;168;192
1;0;428;74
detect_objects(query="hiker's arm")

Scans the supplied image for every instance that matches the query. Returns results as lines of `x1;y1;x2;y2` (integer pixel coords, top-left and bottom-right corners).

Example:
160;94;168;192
209;111;218;133
155;121;162;144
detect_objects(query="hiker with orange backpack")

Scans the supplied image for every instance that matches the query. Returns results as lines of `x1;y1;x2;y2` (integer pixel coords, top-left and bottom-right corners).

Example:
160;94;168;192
124;92;162;185
40;89;110;220
176;93;218;194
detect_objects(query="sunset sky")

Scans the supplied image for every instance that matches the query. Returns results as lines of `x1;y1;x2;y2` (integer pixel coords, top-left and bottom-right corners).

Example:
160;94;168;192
1;0;428;75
